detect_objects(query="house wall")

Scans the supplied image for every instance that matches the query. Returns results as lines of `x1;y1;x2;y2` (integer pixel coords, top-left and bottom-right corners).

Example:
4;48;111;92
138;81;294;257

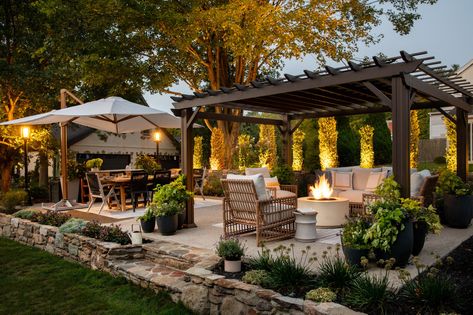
70;130;178;166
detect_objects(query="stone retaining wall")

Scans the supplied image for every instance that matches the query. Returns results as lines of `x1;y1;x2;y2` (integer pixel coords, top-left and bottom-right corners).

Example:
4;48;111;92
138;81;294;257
0;213;362;315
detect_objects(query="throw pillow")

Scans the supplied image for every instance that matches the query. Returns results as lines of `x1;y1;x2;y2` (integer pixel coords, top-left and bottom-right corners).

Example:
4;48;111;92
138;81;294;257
331;171;353;191
245;167;271;178
264;176;280;190
226;173;269;200
365;171;388;191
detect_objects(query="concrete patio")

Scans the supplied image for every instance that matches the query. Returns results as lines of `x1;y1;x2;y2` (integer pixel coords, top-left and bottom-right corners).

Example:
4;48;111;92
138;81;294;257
74;196;473;287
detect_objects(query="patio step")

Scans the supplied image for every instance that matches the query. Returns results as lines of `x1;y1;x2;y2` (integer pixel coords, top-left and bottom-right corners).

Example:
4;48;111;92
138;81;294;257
142;241;220;271
109;259;189;294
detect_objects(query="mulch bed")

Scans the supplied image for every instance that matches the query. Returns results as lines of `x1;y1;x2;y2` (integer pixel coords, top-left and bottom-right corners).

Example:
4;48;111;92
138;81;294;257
436;234;473;313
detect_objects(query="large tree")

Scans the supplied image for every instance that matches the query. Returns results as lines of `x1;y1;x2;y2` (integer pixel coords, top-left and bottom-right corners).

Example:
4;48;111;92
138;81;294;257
144;0;437;167
0;0;66;191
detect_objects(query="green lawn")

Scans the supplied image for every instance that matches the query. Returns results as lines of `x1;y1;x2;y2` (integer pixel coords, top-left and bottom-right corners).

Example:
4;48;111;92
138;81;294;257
0;237;191;315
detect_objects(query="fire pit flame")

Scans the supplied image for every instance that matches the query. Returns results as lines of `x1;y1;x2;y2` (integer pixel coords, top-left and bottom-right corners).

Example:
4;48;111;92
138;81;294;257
309;174;333;200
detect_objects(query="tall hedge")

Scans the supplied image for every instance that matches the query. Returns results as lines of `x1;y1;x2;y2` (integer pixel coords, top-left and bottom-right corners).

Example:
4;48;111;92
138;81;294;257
365;113;392;165
337;116;360;167
300;119;320;172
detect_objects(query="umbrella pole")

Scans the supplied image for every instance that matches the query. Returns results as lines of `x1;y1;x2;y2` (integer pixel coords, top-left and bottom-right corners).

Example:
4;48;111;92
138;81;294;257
60;90;69;201
46;89;86;211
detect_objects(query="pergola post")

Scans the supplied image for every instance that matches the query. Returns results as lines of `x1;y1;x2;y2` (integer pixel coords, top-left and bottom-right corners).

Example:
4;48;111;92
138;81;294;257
281;115;292;167
456;107;468;181
391;76;411;197
181;108;196;228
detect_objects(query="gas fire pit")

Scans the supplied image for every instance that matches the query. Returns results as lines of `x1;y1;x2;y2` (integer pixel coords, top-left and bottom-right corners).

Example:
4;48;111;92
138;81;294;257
298;174;349;228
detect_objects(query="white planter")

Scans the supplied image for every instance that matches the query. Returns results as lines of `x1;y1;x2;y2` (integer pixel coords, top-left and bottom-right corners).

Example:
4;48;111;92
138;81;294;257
59;178;80;201
224;259;242;273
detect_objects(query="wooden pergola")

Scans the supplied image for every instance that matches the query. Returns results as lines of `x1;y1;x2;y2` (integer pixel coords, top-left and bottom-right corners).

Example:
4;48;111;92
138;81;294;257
171;51;473;228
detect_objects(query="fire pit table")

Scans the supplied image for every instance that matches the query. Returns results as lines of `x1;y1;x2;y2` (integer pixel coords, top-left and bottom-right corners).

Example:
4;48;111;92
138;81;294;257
298;197;349;228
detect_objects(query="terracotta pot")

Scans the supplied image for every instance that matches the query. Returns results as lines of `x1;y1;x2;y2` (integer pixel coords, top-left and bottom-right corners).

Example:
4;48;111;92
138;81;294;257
224;259;242;273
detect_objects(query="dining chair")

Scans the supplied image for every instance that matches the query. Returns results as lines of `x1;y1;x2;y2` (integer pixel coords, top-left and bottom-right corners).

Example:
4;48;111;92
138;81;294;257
129;171;149;211
194;167;208;200
149;170;172;200
85;172;120;214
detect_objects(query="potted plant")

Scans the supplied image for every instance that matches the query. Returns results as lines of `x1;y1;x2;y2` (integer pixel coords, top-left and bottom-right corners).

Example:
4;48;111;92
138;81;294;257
341;216;371;266
60;156;85;201
149;200;180;235
152;174;193;230
85;158;103;171
400;198;442;256
436;169;473;228
215;237;245;273
138;207;156;233
364;200;413;267
135;154;161;174
364;177;413;267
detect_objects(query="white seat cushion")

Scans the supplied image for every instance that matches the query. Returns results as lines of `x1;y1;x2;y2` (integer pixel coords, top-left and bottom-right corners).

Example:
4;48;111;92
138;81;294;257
245;167;271;178
226;173;269;201
337;190;365;203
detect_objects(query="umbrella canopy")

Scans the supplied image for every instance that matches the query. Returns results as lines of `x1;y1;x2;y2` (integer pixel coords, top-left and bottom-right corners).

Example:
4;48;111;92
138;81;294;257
0;97;184;133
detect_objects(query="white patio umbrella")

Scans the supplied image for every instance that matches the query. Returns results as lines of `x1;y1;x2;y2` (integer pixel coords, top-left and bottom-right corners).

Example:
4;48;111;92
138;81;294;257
0;95;188;210
0;96;183;132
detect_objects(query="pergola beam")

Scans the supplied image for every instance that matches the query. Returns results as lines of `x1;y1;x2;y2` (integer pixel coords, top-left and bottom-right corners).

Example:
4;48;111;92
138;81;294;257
195;112;284;125
403;74;471;111
173;60;423;109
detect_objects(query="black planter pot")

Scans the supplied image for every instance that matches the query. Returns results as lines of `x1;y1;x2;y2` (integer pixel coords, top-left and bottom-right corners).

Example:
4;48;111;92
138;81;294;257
140;217;156;233
435;197;447;225
375;220;413;267
156;214;178;235
444;194;473;228
342;245;370;267
177;212;185;230
412;220;428;256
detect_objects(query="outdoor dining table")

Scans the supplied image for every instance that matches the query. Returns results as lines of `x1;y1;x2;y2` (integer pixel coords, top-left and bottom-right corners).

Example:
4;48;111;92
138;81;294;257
92;169;150;212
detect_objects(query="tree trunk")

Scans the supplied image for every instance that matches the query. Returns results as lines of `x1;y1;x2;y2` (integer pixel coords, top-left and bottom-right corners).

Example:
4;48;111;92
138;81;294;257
1;160;14;192
39;151;49;187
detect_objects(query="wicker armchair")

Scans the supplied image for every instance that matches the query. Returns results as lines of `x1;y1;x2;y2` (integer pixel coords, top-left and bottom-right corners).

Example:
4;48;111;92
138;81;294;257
221;179;297;246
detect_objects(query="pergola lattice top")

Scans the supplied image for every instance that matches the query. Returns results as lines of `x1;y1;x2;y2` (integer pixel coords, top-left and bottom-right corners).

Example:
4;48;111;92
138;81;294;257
171;51;473;120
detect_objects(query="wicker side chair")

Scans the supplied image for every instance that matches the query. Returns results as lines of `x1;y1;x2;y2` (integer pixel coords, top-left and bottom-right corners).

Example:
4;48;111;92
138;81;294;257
221;179;297;246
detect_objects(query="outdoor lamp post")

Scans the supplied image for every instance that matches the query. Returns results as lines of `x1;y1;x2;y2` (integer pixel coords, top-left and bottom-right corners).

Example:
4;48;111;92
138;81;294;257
21;126;32;205
153;130;161;157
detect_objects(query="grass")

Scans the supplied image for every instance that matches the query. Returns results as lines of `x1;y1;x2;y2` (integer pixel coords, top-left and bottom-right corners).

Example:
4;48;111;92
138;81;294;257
0;237;191;315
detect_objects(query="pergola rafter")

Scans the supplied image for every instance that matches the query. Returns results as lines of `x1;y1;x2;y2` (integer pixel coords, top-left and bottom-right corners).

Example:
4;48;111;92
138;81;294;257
171;51;473;228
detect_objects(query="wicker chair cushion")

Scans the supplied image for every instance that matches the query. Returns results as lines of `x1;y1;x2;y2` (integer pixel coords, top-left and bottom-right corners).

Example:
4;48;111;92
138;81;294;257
274;189;297;199
245;167;271;178
226;174;269;200
261;202;294;224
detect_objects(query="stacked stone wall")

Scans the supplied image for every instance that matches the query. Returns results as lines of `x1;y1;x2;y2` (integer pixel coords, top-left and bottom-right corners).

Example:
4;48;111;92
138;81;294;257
0;213;362;315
